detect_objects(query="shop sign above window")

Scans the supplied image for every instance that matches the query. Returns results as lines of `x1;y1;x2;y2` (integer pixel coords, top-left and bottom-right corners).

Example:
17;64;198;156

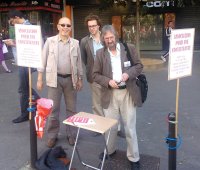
144;0;175;8
43;0;63;10
0;0;63;10
0;1;28;7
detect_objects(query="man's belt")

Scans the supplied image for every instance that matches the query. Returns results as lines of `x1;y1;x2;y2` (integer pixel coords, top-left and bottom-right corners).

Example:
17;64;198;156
57;74;71;78
118;85;126;89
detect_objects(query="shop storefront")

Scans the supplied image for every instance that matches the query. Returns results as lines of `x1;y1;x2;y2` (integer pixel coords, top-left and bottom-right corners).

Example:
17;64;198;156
67;0;174;50
67;0;200;50
0;0;63;39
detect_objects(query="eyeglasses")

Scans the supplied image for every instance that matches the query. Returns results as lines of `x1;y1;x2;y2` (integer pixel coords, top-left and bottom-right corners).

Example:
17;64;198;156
59;24;71;28
104;36;115;41
88;25;98;28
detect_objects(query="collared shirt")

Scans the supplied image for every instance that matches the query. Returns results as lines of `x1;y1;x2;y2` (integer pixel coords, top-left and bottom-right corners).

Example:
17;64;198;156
57;36;71;75
23;20;31;25
90;34;103;58
108;43;123;83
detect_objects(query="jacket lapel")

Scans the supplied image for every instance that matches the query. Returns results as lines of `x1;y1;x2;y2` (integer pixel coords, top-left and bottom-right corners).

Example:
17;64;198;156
87;37;94;56
69;38;74;54
52;35;59;65
104;49;113;78
120;43;128;72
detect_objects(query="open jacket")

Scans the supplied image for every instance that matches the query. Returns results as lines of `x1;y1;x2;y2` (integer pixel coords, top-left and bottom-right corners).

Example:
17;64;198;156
93;43;143;108
80;35;96;83
39;35;83;89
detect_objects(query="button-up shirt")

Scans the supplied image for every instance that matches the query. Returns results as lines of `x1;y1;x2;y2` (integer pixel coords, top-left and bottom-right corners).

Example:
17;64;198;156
90;34;103;58
108;43;123;84
57;36;71;75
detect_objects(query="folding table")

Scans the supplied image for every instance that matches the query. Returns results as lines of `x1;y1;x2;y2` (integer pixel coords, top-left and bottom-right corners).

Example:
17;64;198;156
63;112;118;170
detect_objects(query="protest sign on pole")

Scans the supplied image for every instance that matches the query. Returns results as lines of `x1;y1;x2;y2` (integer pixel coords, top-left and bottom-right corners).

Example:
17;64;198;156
168;28;195;80
15;24;42;68
167;28;195;170
15;24;43;168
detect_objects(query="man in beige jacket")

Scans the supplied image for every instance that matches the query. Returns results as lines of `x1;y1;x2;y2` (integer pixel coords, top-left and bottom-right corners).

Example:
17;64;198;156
37;17;83;148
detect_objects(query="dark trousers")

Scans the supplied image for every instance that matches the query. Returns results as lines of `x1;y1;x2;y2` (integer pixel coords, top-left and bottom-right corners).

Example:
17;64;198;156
163;51;169;58
18;66;40;118
163;38;170;58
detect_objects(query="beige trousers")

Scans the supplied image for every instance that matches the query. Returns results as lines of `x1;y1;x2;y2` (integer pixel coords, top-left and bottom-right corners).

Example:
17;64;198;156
89;82;104;116
103;89;140;162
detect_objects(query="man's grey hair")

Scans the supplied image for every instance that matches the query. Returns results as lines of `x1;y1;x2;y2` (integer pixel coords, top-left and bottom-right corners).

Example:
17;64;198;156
101;25;119;46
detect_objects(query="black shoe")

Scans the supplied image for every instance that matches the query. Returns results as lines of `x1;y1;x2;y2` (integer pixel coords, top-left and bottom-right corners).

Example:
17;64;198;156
117;131;126;138
91;132;101;137
12;116;29;123
130;161;140;170
99;150;116;160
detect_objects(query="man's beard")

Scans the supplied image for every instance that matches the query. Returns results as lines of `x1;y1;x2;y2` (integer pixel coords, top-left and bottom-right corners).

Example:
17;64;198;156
107;43;116;50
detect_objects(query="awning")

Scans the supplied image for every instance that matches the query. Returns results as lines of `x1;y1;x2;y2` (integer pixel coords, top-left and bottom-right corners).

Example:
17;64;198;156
0;0;63;13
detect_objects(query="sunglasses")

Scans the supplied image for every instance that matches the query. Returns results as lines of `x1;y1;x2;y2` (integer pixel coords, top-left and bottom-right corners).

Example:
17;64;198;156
59;24;71;28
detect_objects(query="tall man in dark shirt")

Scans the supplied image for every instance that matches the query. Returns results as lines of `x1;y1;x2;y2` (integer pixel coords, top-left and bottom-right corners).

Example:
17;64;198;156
161;20;174;62
5;10;40;123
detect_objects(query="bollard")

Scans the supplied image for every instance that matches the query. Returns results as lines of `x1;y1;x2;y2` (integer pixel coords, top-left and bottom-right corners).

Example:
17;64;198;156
29;95;37;168
168;112;176;170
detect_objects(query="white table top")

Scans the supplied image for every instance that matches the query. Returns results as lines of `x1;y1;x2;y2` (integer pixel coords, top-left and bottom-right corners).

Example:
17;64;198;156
63;112;118;134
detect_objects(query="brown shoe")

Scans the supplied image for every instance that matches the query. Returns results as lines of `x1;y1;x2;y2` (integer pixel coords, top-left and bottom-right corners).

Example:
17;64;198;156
58;157;70;165
46;138;57;148
67;136;75;146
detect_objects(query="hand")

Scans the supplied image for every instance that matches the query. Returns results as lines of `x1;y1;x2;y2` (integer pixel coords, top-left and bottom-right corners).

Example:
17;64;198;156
3;39;15;46
109;80;119;89
121;73;129;82
37;80;43;91
76;79;83;91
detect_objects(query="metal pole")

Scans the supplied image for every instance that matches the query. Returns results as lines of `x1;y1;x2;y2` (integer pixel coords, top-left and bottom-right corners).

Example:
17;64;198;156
28;68;37;168
175;78;180;137
136;0;140;58
168;112;176;170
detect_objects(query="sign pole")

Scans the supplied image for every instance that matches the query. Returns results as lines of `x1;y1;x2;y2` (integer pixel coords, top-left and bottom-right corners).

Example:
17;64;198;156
168;112;176;170
175;78;180;138
167;78;180;170
28;67;37;168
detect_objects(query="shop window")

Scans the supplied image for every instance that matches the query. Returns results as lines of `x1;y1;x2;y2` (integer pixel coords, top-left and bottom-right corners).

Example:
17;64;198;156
0;12;9;39
40;12;61;40
122;14;163;50
29;11;39;25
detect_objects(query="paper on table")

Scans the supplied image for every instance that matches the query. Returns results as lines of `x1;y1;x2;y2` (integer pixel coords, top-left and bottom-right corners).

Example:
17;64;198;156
65;116;96;125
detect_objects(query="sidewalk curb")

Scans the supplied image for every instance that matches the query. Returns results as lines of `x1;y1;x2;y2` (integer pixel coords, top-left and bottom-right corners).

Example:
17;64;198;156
141;58;166;70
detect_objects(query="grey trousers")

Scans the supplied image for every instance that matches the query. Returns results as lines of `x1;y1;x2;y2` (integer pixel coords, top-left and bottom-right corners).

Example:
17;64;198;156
46;76;77;139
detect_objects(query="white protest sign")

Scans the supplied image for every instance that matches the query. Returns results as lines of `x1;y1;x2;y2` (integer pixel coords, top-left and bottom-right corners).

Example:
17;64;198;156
168;28;195;80
15;24;42;68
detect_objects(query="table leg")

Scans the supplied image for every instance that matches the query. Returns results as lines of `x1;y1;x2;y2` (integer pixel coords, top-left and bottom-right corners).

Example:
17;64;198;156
69;127;80;170
100;128;112;170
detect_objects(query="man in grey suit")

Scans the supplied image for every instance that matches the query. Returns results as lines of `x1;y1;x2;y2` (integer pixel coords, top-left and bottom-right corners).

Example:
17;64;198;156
80;14;104;117
93;25;143;170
